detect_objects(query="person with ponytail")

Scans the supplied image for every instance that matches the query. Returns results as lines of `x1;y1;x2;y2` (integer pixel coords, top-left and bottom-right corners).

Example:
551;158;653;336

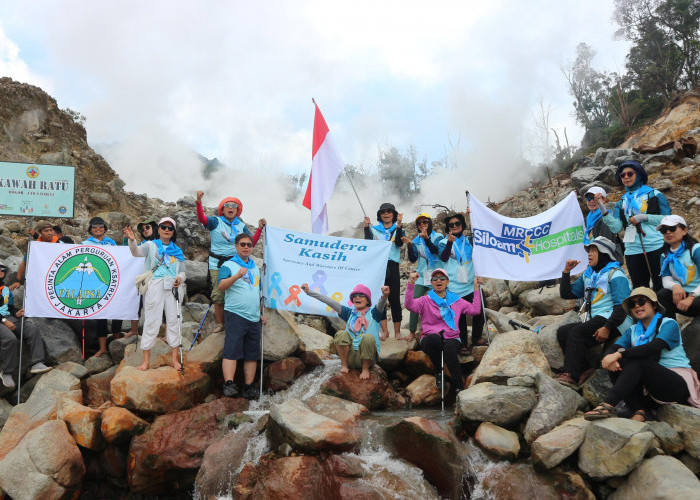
124;217;186;372
585;288;700;421
595;160;671;289
401;213;442;342
656;215;700;319
556;237;632;388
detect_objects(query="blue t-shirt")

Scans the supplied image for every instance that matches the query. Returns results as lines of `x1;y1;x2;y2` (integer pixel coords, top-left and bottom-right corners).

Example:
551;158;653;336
439;234;475;297
369;225;401;263
616;317;691;369
218;259;261;322
660;243;700;293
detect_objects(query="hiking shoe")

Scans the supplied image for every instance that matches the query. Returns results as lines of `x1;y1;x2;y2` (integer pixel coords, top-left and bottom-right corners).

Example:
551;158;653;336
1;371;15;389
242;383;260;400
223;380;239;398
554;372;578;389
212;323;225;334
30;362;52;374
577;368;595;387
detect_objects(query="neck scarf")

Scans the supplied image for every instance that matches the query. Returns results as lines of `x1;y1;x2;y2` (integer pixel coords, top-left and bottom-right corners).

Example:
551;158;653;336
584;261;621;296
346;306;371;350
584;209;602;245
427;289;460;330
154;239;185;264
622;185;654;218
85;236;116;246
373;223;397;241
219;216;241;243
633;312;663;346
230;254;256;286
660;241;688;285
452;234;472;264
413;231;438;267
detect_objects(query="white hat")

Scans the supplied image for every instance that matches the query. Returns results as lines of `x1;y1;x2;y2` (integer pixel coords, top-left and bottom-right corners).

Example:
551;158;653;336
584;236;619;261
656;215;687;231
585;186;607;198
158;217;177;229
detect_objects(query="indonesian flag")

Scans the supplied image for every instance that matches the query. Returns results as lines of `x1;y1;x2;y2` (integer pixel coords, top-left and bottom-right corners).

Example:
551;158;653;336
302;101;345;234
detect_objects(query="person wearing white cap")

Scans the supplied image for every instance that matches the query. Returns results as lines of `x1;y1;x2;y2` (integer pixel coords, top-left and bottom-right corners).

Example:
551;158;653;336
656;215;700;318
556;236;632;388
582;187;622;258
124;217;186;371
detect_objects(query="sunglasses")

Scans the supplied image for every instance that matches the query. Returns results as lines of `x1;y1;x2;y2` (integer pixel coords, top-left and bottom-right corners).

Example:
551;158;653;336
91;224;105;229
379;209;393;214
659;225;683;234
431;275;448;282
159;224;175;231
584;194;595;201
448;222;463;228
237;241;253;247
223;202;238;209
631;297;650;307
417;220;429;225
619;171;636;179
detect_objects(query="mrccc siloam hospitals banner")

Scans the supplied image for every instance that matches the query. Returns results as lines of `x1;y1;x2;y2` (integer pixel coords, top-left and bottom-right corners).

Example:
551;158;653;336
0;161;76;218
264;226;391;317
24;242;141;320
469;191;588;281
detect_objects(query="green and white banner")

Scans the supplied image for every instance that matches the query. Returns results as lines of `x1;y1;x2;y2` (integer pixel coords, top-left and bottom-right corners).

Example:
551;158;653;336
0;161;75;218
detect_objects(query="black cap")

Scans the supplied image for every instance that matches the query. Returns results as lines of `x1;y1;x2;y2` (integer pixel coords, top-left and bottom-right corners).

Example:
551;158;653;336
376;202;398;223
88;216;108;234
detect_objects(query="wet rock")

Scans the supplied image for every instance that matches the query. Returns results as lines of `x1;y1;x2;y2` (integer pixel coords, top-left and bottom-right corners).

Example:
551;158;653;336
481;462;594;499
57;398;103;450
96;443;129;487
524;372;587;444
100;406;149;444
536;311;580;370
84;353;114;374
403;350;435;377
610;456;700;499
474;422;520;460
469;330;551;386
299;349;323;370
263;308;301;361
187;330;224;373
456;382;537;427
0;420;85;500
56;361;89;379
85;365;117;407
31;318;82;364
657;404;700;459
378;337;415;370
107;335;138;364
532;417;590;469
267;398;360;453
110;365;211;414
520;286;576;316
32;369;80;394
296;324;332;351
578;418;654;478
406;374;442;406
264;357;306;392
128;397;248;495
306;394;368;425
320;365;405;410
581;368;613;407
647;421;684;455
385;416;462;500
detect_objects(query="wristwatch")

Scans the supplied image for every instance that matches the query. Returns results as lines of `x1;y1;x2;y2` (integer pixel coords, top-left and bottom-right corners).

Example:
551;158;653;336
617;347;626;354
1;318;6;323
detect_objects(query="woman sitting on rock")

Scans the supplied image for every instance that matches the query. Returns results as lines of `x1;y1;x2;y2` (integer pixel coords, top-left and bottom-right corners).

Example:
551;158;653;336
556;237;632;389
124;218;186;371
301;283;388;380
585;287;700;421
655;215;700;319
405;269;481;392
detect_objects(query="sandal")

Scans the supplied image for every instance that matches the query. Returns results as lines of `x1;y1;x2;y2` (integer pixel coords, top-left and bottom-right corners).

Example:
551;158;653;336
584;402;616;421
459;347;470;356
631;409;646;422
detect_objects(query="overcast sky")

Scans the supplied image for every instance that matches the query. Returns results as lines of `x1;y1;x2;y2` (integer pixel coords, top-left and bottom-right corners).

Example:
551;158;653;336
0;1;631;231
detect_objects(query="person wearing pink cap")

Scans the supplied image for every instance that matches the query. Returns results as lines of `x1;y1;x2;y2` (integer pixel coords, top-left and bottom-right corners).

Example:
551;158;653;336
302;282;389;379
582;187;622;258
124;217;186;371
195;190;266;334
405;268;482;391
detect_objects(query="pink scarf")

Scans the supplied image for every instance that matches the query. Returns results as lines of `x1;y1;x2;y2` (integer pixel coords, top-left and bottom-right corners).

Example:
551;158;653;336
353;308;370;332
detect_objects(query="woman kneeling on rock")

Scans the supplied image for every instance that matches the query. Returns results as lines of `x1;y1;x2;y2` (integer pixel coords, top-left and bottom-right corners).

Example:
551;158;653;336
124;218;186;371
301;283;388;379
405;269;481;392
585;287;700;422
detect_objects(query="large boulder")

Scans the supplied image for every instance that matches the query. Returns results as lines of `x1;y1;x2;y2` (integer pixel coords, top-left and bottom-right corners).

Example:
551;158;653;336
187;330;225;373
658;404;700;459
264;357;306;392
523;372;586;443
378;337;415;370
32;369;80;394
402;350;435;377
57;398;103;450
100;406;149;444
84;365;117;407
610;456;700;499
581;368;613;407
480;463;594;500
385;417;463;500
578;418;654;479
263;308;301;361
183;259;208;294
520;286;575;316
406;374;442;407
532;417;590;469
456;382;537;427
121;338;173;369
110;365;210;414
0;420;85;500
485;308;516;333
536;311;580;370
107;335;138;364
56;361;89;379
84;353;115;375
267;398;361;453
320;365;405;410
30;318;82;364
469;330;551;386
296;324;332;352
305;394;369;425
647;421;684;456
474;422;520;461
128;397;248;495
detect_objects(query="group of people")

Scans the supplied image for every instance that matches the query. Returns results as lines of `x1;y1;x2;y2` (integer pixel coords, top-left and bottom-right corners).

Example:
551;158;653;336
556;159;700;421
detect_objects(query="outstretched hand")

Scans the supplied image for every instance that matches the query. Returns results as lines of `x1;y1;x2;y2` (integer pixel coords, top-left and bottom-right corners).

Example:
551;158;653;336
381;285;390;297
301;283;310;294
123;226;135;240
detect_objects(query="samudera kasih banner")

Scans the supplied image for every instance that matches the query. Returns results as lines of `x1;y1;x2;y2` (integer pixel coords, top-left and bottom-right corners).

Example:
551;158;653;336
24;242;141;320
263;226;391;317
469;191;588;281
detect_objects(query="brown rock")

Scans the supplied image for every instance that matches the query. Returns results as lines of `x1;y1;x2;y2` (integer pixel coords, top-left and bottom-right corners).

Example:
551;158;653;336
121;338;173;370
264;357;306;392
471;345;488;363
403;350;435;377
306;394;369;425
474;422;520;460
128;397;248;495
532;417;590;469
100;406;148;444
57;398;104;450
406;374;441;406
187;330;225;373
84;365;117;407
320;365;405;410
481;463;594;500
299;349;323;370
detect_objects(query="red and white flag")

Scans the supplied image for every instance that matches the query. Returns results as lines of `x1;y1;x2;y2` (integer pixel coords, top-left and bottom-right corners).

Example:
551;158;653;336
302;101;344;234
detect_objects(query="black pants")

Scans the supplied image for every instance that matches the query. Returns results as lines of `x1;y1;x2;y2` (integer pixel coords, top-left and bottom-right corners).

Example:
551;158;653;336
556;316;607;380
657;287;700;319
626;248;663;290
604;358;690;411
421;334;463;391
381;260;402;324
458;291;484;345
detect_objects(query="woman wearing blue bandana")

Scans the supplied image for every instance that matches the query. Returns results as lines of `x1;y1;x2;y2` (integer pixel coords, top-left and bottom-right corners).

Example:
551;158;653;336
125;217;186;372
556;236;632;389
656;215;700;319
364;203;405;341
402;213;442;342
585;288;700;421
596;160;671;289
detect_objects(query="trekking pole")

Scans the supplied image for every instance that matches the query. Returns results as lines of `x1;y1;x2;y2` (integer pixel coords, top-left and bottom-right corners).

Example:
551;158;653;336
635;223;654;281
438;329;445;412
508;319;533;331
259;240;267;399
172;286;185;374
188;303;211;352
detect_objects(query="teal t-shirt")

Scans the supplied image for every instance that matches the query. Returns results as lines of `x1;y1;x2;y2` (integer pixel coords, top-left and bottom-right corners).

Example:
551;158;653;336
218;259;261;322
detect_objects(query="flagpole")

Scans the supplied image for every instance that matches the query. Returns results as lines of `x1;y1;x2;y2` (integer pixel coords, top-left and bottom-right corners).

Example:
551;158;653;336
345;168;368;218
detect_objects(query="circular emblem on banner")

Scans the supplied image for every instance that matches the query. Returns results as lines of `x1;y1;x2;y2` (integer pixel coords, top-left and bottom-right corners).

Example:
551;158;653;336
58;205;67;214
26;166;40;178
45;246;120;318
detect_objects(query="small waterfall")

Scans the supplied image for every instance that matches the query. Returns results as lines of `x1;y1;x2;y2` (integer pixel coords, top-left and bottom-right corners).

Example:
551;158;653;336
460;439;508;500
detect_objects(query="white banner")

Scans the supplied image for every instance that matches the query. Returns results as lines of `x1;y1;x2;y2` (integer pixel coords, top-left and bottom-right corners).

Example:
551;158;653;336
24;242;142;320
470;191;588;281
263;226;391;316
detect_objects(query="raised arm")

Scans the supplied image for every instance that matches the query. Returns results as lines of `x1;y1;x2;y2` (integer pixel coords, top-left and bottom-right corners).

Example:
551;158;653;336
301;284;343;314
